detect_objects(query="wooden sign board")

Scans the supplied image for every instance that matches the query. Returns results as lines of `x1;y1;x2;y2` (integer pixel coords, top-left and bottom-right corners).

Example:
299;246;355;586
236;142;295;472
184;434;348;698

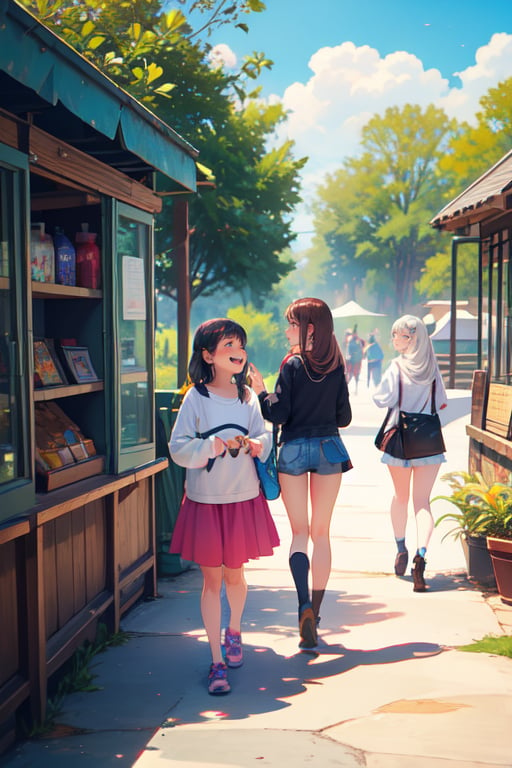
471;370;488;428
485;383;512;439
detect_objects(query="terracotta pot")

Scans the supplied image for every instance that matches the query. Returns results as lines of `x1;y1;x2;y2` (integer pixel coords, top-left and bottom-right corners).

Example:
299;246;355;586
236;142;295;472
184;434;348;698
461;534;496;587
487;536;512;604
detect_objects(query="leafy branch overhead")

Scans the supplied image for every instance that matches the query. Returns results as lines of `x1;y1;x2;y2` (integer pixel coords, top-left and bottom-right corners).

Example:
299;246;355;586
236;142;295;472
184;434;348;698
19;0;304;304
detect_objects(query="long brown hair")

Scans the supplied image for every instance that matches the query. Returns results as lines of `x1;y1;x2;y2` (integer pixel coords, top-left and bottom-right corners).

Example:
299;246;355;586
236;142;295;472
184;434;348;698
285;297;344;375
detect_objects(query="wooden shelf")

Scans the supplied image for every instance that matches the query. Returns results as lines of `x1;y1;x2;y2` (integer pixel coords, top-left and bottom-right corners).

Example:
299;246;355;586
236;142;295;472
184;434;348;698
0;276;9;291
34;381;104;401
31;282;102;300
30;191;100;211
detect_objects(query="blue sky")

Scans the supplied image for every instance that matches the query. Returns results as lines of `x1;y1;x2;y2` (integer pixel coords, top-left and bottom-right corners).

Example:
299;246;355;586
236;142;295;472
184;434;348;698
194;0;512;247
205;0;512;95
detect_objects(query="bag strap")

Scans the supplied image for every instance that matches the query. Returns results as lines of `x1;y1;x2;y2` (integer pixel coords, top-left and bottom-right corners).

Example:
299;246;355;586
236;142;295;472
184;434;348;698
398;368;437;415
196;423;249;439
430;380;437;414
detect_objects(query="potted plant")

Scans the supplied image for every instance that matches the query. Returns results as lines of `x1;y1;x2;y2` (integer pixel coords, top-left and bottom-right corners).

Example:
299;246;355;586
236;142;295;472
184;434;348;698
433;471;497;587
477;485;512;605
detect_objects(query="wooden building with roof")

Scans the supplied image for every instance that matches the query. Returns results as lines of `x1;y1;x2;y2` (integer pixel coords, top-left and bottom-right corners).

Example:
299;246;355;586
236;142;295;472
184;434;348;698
0;0;198;750
431;150;512;484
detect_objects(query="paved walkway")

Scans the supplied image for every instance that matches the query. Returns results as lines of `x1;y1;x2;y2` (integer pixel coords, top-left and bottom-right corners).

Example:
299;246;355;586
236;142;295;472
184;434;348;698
4;386;512;767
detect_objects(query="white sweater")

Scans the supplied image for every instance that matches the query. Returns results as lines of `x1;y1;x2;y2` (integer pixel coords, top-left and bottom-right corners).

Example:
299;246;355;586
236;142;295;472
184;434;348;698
169;385;272;504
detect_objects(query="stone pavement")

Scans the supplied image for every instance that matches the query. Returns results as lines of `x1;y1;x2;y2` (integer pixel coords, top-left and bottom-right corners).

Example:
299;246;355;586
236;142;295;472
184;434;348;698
3;385;512;768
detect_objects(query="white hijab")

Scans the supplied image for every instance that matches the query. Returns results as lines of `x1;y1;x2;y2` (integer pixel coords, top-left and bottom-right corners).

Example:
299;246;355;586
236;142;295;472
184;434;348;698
393;315;439;385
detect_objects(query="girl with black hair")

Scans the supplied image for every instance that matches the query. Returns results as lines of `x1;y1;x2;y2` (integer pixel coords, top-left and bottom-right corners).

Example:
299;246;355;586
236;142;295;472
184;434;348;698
169;318;279;694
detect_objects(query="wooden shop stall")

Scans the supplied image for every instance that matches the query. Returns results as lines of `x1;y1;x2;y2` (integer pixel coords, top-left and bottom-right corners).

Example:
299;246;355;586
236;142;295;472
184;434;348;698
431;149;512;484
0;0;197;750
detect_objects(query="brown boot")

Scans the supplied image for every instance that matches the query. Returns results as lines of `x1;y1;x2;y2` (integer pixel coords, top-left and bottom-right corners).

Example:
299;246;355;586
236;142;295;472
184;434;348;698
394;549;409;576
298;603;317;649
412;554;427;592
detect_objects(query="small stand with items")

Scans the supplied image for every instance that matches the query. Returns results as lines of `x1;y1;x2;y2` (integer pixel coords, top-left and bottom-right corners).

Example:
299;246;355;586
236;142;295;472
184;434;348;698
35;401;104;491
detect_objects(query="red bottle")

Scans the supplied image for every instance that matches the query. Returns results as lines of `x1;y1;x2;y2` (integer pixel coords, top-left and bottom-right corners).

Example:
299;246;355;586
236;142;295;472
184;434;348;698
75;224;101;289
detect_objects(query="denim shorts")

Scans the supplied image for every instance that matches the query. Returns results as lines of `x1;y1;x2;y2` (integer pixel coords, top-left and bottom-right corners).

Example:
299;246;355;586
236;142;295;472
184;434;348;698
277;435;352;476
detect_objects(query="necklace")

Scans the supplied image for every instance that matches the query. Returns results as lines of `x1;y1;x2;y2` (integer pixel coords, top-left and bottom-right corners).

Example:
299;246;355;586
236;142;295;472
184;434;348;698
299;356;326;383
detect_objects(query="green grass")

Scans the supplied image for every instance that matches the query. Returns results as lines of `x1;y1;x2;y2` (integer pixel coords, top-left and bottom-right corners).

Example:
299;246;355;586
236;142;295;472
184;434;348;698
458;634;512;658
27;623;128;737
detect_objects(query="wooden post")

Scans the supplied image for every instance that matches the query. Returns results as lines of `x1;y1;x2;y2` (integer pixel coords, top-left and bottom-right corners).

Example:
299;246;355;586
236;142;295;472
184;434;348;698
450;239;457;389
173;200;190;388
450;236;480;389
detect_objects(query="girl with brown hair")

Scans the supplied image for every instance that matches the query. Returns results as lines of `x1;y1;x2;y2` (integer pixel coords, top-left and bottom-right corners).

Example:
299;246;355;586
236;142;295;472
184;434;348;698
250;298;352;648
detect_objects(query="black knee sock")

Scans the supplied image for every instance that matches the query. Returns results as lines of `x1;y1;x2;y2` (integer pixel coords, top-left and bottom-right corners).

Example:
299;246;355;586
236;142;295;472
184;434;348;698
289;552;310;609
312;589;325;619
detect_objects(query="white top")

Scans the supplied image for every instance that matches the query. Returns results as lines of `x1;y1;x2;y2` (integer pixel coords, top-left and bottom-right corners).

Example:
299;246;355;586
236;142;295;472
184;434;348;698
169;385;272;504
373;360;447;430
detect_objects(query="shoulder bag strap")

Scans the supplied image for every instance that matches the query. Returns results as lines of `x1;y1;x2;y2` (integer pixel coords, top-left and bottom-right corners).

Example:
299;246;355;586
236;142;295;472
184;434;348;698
430;379;437;414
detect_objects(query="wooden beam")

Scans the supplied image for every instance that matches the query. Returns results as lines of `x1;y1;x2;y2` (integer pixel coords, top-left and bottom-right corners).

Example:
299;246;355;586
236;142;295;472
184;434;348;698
174;200;190;387
29;125;162;214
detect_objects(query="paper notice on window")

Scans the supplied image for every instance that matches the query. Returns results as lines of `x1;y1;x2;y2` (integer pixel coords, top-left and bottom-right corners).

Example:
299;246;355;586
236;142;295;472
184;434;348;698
122;255;146;320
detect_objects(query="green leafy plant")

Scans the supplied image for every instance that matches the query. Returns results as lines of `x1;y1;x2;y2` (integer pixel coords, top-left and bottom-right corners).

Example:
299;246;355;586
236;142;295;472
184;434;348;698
458;634;512;658
434;471;512;541
27;623;127;737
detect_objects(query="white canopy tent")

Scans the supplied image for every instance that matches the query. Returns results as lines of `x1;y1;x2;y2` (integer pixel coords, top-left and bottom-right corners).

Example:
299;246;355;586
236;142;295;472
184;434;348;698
331;300;386;318
430;309;478;341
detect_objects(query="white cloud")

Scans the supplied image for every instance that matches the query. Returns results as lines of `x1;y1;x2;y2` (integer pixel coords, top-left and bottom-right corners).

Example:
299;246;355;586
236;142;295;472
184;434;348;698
439;33;512;121
270;35;512;249
208;43;238;70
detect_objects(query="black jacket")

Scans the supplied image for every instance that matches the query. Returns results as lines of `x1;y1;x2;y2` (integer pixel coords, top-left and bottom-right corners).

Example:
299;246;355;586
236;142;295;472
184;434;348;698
258;355;351;442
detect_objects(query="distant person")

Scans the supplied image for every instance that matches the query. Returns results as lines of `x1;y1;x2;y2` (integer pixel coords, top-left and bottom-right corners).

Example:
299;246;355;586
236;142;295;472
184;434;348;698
364;333;384;387
345;326;365;394
342;328;352;359
249;298;352;649
169;318;279;695
373;315;447;592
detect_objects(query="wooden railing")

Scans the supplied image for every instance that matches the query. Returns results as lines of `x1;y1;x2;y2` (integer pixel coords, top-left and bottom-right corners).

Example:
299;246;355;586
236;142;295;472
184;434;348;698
436;353;478;390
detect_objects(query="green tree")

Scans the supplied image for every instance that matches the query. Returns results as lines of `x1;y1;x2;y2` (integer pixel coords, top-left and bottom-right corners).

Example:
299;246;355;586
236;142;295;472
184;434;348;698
313;104;460;313
19;0;304;305
155;324;178;388
416;243;479;300
155;96;305;304
441;76;512;197
18;0;266;105
227;304;284;375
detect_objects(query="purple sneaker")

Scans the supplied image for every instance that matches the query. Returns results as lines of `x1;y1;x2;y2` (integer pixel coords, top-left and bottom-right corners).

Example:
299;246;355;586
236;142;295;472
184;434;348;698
208;662;230;695
224;627;243;668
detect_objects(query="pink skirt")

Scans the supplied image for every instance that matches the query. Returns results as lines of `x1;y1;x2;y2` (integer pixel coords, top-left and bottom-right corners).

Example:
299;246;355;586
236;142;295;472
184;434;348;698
169;491;280;568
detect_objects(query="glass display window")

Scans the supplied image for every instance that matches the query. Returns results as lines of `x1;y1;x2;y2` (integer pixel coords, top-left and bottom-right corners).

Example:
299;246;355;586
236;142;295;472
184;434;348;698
114;203;155;471
0;145;33;516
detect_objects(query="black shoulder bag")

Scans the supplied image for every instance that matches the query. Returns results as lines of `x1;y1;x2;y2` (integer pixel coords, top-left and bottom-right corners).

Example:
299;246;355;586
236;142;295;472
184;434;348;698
399;379;446;459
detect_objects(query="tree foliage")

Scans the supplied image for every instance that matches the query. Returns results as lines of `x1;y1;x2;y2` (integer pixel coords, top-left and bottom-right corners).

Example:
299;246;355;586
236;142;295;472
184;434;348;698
441;76;512;197
155;96;305;304
312;104;460;313
416;243;479;300
18;0;305;305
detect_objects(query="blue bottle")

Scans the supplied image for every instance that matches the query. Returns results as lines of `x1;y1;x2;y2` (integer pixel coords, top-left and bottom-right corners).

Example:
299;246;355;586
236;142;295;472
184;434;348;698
53;227;76;286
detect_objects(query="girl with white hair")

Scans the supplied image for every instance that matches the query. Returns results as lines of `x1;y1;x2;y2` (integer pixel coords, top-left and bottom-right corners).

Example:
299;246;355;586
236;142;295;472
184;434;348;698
373;315;447;592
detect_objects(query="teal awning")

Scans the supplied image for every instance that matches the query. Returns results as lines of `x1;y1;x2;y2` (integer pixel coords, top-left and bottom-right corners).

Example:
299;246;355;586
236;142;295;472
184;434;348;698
0;0;198;192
